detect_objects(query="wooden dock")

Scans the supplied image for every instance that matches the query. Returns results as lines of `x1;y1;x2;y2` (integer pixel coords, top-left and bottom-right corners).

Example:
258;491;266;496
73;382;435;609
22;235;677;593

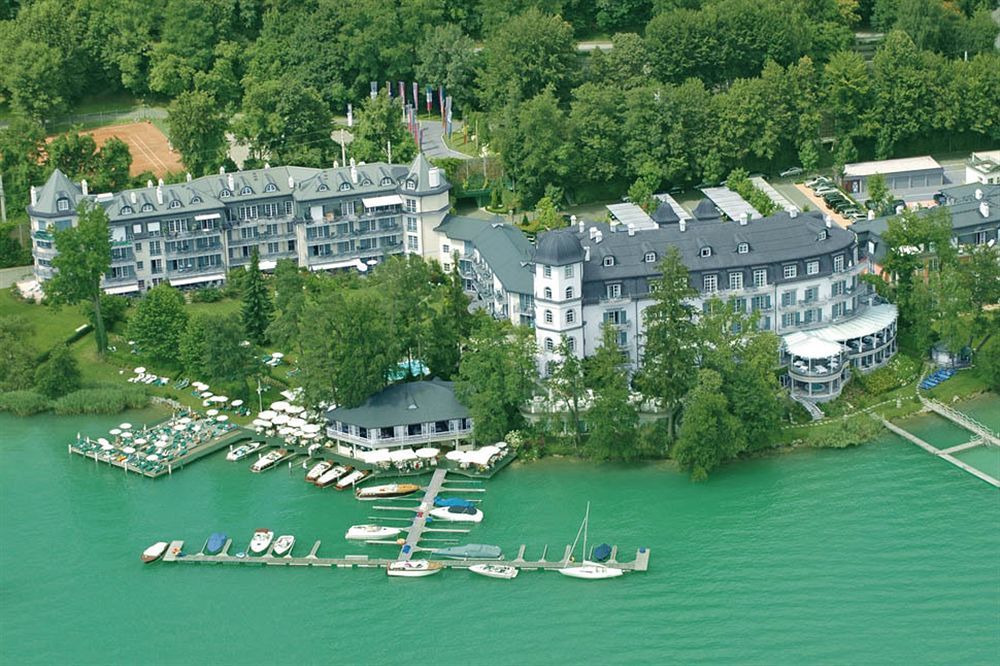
69;429;253;479
879;416;1000;488
396;468;449;562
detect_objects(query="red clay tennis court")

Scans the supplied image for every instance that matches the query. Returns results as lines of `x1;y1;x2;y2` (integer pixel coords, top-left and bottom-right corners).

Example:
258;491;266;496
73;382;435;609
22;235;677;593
83;121;183;177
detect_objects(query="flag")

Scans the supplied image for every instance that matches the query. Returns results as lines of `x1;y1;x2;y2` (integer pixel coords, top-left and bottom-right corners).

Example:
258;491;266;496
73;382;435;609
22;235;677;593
446;96;453;139
425;85;432;112
398;81;405;102
370;81;377;99
386;81;391;97
438;85;445;124
346;103;353;127
412;82;419;110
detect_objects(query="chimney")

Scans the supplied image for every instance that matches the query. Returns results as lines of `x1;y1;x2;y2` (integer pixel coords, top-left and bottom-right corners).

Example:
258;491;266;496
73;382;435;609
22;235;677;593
81;179;88;196
227;174;234;191
584;246;591;262
30;186;37;206
573;215;582;233
429;167;441;188
895;204;904;214
627;223;636;236
264;162;270;169
739;212;750;226
975;188;983;200
868;209;876;220
789;209;798;218
333;160;339;168
594;230;603;244
825;216;832;229
288;176;295;189
186;172;192;182
981;201;990;218
350;161;358;183
147;179;153;189
156;186;163;205
158;178;164;187
130;192;137;204
679;219;687;232
219;166;225;175
589;226;598;240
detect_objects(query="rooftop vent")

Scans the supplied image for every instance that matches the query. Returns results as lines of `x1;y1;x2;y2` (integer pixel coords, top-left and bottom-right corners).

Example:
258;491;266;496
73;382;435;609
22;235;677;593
589;227;598;240
146;179;153;189
981;201;990;218
573;215;582;233
975;188;983;200
595;230;603;244
288;176;295;189
789;209;798;218
584;246;591;262
679;219;687;232
227;174;234;191
868;209;876;220
186;172;192;182
739;212;750;226
130;192;137;204
155;186;163;205
824;215;832;228
627;223;636;236
219;166;225;174
264;162;270;169
333;160;339;168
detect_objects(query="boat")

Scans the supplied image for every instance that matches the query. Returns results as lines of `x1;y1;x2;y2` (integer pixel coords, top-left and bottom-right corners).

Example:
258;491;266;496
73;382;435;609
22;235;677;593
205;532;227;555
434;497;475;508
305;460;333;483
429;506;483;523
272;535;295;557
250;448;287;473
386;560;443;578
226;441;263;462
335;468;370;490
315;465;350;488
557;503;624;581
249;529;274;554
469;563;519;580
354;483;421;501
432;544;501;560
345;524;403;541
140;541;168;563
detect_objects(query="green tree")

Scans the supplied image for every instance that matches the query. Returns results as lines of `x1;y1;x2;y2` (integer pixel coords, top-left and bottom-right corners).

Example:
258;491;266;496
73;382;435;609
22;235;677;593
127;284;189;364
420;260;471;379
46;203;111;355
673;369;745;480
585;325;639;461
627;166;658;213
167;90;230;177
181;313;257;394
545;335;587;451
94;138;133;192
180;313;209;377
236;76;334;168
456;318;537;444
960;245;1000;344
373;254;434;368
241;248;273;346
0;316;38;392
866;173;893;215
416;23;479;114
478;8;576;109
265;258;307;356
976;334;1000;391
929;263;973;356
47;132;99;178
823;50;870;138
350;91;417;165
637;247;698;440
33;344;81;399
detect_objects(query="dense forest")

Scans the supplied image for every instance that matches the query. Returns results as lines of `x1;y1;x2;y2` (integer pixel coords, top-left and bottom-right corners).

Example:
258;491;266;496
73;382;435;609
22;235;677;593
1;0;998;243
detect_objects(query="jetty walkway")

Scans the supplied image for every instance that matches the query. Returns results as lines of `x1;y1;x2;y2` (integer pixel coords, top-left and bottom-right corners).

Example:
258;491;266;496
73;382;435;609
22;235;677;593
878;416;999;488
69;429;252;479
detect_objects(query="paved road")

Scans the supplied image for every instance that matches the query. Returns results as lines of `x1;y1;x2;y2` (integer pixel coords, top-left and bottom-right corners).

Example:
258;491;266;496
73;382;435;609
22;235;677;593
0;265;33;289
418;119;472;160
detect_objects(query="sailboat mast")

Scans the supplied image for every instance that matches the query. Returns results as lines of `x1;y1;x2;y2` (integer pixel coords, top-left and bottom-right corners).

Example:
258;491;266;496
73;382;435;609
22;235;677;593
583;502;590;563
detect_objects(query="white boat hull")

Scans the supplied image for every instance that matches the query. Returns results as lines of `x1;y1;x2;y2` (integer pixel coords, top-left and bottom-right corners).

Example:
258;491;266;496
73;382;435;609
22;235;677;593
557;562;624;580
469;563;518;579
386;561;442;577
345;525;402;541
272;535;295;556
249;530;274;554
429;507;483;523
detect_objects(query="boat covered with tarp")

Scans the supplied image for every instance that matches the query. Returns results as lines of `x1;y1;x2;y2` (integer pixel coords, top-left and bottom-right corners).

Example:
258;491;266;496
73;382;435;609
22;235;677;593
431;544;502;560
434;497;475;509
205;532;227;555
592;543;612;562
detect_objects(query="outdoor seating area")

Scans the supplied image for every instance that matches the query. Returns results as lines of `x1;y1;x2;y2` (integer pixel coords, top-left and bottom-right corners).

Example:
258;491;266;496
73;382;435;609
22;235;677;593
920;368;956;391
252;400;326;448
189;382;251;416
72;410;238;475
127;366;170;386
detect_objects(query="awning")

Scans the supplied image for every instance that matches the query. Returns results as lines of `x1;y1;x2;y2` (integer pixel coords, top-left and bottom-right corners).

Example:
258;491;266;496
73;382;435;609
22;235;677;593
194;213;221;221
606;203;658;230
258;260;276;270
807;304;898;343
362;194;403;209
169;273;224;287
783;332;844;359
104;283;140;295
309;258;367;272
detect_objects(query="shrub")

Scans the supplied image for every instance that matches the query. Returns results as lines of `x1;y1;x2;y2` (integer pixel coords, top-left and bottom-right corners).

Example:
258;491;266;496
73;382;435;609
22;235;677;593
190;287;223;303
807;415;883;449
0;390;52;416
856;354;920;395
51;385;149;415
81;294;130;332
34;344;82;398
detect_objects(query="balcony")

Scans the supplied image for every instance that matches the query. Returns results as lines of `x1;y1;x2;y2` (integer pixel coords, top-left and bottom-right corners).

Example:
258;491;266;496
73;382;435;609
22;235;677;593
166;242;222;256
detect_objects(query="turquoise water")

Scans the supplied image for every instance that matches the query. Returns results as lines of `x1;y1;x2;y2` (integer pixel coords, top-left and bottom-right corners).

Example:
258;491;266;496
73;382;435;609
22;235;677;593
2;408;999;665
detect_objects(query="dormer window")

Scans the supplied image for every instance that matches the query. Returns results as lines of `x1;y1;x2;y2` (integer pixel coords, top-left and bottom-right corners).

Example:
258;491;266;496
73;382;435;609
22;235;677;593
737;242;749;254
191;196;203;204
700;247;712;258
120;206;133;215
380;177;393;186
644;251;656;263
405;180;416;190
56;198;70;212
361;178;372;186
240;186;253;195
168;199;182;209
141;203;154;212
264;183;278;193
220;189;232;198
603;256;615;267
338;182;350;191
819;229;828;240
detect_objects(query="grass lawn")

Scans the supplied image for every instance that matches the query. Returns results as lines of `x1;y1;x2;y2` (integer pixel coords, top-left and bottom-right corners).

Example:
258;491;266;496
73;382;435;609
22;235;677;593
923;367;991;403
185;298;242;319
0;289;89;351
442;131;480;158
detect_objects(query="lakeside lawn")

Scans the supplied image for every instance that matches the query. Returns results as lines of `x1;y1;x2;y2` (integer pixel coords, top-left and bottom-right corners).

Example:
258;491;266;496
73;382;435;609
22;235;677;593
0;289;89;350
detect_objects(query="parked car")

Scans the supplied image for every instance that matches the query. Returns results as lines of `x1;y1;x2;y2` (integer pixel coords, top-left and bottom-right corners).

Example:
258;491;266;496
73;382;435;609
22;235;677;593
815;187;839;197
932;191;947;206
806;176;832;188
780;166;804;177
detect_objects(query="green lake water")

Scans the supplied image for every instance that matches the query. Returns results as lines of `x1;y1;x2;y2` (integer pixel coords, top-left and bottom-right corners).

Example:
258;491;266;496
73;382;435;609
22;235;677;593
2;402;999;665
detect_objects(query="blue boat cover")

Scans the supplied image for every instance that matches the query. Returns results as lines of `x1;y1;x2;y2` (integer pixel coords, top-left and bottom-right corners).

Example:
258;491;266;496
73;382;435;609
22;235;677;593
592;543;612;562
206;532;227;554
435;497;475;508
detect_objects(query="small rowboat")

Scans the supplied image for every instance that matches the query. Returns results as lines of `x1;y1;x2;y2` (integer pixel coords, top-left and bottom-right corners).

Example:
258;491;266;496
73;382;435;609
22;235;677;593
141;541;168;563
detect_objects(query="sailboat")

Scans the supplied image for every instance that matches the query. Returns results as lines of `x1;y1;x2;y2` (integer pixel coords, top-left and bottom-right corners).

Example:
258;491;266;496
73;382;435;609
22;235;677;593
557;503;624;580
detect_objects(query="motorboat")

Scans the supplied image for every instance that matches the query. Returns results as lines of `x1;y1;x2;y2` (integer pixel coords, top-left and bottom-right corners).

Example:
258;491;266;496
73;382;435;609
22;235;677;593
272;535;295;557
469;563;519;580
557;503;624;581
205;532;227;555
354;483;421;501
305;460;333;483
315;465;350;488
335;469;370;490
226;441;262;462
386;560;442;578
250;448;287;473
434;497;475;508
141;541;168;563
345;524;403;541
249;529;274;554
431;544;502;560
429;506;483;523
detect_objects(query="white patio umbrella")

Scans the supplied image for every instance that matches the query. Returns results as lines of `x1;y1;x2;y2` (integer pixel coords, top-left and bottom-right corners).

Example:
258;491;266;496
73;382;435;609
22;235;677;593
287;417;306;428
179;417;192;424
133;367;145;374
252;419;271;429
173;423;186;431
119;423;132;430
300;432;317;439
277;426;292;436
206;409;219;417
211;395;228;403
285;404;304;414
101;442;115;451
155;440;167;448
192;382;208;391
97;437;110;447
122;447;136;454
231;399;244;408
134;438;147;446
120;432;133;439
445;450;467;462
415;447;440;459
200;391;213;398
271;413;290;425
258;410;277;420
271;352;284;359
301;423;322;434
146;454;159;462
216;415;229;422
109;428;121;436
389;449;417;462
270;400;290;412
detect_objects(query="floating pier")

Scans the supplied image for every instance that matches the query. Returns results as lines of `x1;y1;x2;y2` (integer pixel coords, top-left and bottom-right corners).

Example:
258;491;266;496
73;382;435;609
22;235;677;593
879;415;1000;488
70;429;253;479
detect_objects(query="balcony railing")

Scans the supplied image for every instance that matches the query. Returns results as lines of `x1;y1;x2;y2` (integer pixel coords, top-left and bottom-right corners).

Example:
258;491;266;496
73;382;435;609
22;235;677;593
326;427;473;447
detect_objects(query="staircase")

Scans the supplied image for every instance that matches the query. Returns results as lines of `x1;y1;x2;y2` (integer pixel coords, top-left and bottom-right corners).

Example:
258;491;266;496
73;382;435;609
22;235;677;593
791;395;825;421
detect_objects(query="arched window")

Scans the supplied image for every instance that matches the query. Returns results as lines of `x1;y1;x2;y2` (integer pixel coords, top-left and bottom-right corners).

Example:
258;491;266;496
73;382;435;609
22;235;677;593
381;176;394;186
567;337;576;352
566;310;575;324
240;186;253;195
120;206;133;215
220;189;232;198
168;199;182;209
565;286;574;299
317;182;330;192
141;203;154;212
264;183;278;193
56;198;70;212
644;251;657;263
544;337;554;351
544;287;552;299
190;196;203;204
361;178;372;186
544;310;553;324
338;182;350;191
